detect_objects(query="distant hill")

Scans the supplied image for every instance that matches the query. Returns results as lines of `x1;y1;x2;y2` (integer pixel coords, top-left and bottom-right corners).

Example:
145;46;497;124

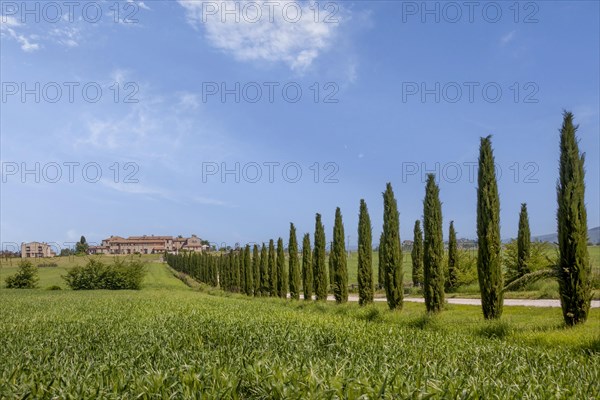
532;226;600;244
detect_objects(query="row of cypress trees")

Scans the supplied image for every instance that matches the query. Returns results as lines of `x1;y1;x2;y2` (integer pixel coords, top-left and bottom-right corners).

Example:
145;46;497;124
166;112;591;325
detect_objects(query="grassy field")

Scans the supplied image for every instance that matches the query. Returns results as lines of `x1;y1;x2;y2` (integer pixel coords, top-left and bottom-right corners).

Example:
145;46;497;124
1;262;599;398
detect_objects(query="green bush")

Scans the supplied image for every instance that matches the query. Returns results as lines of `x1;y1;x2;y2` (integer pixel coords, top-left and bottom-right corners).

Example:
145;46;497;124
47;285;62;291
5;261;39;289
504;240;554;283
63;259;146;290
38;262;58;268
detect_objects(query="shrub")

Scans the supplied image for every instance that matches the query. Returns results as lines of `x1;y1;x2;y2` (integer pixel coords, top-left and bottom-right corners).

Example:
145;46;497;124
504;240;554;284
63;259;146;290
38;262;58;268
47;285;62;290
5;261;39;288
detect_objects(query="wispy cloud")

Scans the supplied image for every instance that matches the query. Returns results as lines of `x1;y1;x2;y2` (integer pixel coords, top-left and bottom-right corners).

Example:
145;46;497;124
178;0;347;72
500;30;516;46
0;17;40;51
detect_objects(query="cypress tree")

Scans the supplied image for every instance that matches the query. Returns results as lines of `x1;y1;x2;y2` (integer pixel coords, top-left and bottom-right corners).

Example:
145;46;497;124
252;244;260;296
240;247;247;294
477;135;503;319
357;199;373;305
313;213;328;301
288;223;301;300
382;183;403;310
328;244;334;291
268;239;277;297
556;111;591;326
276;237;287;298
378;232;384;290
259;243;268;296
423;174;445;313
447;221;459;292
234;251;241;292
517;203;531;277
302;233;313;300
331;207;348;303
244;245;252;295
411;220;423;287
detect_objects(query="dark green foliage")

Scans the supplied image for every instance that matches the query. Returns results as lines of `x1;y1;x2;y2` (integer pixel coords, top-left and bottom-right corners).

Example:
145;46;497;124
240;248;247;294
446;221;458;292
477;136;503;319
556;111;591;326
253;244;260;296
75;235;89;254
411;220;423;287
244;245;253;296
302;233;313;300
5;260;38;289
378;232;384;290
313;213;328;301
423;174;445;313
38;262;58;268
276;238;287;298
331;207;348;303
268;240;277;297
357;199;373;305
382;183;403;310
288;224;301;300
259;244;268;296
517;203;531;277
64;258;145;290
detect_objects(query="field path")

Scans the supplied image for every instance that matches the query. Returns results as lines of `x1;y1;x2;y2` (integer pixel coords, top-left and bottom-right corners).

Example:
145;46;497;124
335;295;600;308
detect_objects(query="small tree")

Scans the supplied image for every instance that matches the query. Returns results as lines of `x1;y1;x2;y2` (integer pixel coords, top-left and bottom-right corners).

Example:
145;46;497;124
302;233;313;300
244;245;253;295
423;174;444;313
357;199;374;305
446;221;459;292
378;232;384;290
268;240;277;297
313;213;328;301
252;244;260;296
331;207;348;303
411;220;423;287
5;260;38;288
517;203;531;277
259;243;268;296
276;238;287;298
288;223;301;300
382;183;403;310
556;111;591;326
75;235;89;254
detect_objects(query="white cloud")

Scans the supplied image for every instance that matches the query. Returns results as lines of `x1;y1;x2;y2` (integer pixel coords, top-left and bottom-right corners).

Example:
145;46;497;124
501;30;516;45
178;0;346;72
0;18;40;52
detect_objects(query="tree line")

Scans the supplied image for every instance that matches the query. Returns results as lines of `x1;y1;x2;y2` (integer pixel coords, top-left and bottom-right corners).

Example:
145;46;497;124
166;112;592;326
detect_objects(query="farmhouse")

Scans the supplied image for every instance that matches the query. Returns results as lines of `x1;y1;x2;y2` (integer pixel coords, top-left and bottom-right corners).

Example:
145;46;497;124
21;242;56;258
88;234;207;255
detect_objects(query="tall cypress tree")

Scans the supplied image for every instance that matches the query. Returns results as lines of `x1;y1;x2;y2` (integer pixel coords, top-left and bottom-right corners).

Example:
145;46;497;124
240;247;247;294
423;174;445;313
244;244;253;295
357;199;373;305
556;111;591;326
447;221;459;292
382;183;403;310
288;223;301;300
517;203;531;277
411;220;423;287
378;232;385;290
313;213;328;301
268;239;277;297
331;207;348;303
477;135;503;319
302;233;313;300
328;243;334;291
252;244;260;296
259;243;268;296
276;237;287;298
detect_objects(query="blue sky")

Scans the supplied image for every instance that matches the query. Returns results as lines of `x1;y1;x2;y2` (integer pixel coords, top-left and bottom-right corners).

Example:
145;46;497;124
1;0;599;251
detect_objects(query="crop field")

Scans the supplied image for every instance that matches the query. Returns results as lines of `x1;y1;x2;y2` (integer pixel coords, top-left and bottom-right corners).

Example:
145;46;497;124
0;262;598;399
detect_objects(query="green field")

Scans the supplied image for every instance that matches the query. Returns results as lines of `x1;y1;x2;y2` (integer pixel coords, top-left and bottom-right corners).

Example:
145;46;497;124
1;262;599;398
